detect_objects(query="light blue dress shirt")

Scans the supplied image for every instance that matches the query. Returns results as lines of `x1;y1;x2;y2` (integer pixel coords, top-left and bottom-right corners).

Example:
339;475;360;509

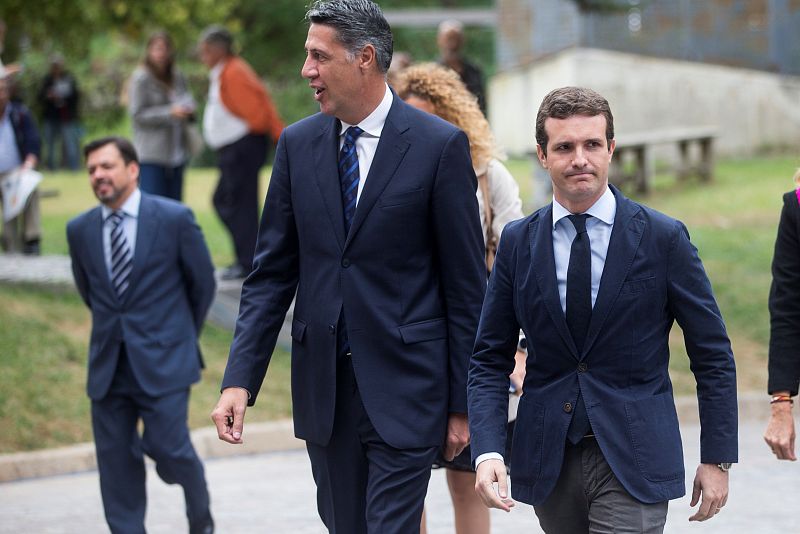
0;106;22;173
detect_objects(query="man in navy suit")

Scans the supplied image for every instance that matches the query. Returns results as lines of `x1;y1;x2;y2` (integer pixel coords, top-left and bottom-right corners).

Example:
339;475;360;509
210;1;486;532
67;137;216;534
468;87;738;532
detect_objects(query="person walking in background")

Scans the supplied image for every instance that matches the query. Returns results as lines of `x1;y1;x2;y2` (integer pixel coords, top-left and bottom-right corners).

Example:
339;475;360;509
37;53;81;171
395;62;525;534
210;1;486;531
437;20;485;114
67;137;216;534
0;76;42;255
764;168;800;461
128;31;196;202
468;87;738;532
199;25;284;280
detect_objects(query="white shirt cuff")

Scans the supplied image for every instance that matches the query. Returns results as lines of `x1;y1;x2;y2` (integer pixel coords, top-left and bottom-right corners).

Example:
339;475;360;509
475;452;504;468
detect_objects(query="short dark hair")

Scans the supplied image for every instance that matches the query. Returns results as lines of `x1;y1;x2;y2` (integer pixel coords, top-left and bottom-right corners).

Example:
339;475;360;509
535;86;614;155
306;0;393;74
84;137;139;165
199;25;234;55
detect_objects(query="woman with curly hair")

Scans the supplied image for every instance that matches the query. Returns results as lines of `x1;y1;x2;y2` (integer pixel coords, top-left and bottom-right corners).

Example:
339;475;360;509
395;62;526;534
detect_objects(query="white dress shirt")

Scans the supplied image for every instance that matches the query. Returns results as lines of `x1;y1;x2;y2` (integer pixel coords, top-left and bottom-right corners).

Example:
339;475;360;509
101;188;141;279
338;84;392;205
475;186;617;468
203;60;249;150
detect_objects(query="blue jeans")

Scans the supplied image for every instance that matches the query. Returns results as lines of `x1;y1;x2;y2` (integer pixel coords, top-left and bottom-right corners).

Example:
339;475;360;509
43;119;81;170
138;163;185;201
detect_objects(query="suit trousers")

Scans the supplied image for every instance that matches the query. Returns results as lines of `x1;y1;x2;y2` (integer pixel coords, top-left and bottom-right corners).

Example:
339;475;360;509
213;133;267;271
91;346;210;534
533;436;668;534
305;356;438;534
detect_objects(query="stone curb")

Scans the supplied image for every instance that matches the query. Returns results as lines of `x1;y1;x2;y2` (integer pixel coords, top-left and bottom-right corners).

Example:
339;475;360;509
0;392;770;484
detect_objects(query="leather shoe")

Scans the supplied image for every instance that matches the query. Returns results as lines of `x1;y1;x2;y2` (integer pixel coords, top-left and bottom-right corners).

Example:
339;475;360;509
190;516;214;534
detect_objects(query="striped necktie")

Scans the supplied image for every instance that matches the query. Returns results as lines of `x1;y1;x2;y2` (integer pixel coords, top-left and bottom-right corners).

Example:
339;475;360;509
108;211;133;299
339;126;364;233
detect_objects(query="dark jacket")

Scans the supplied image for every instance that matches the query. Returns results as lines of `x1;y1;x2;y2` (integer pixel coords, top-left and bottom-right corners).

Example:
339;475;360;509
37;72;80;122
768;189;800;395
5;101;41;160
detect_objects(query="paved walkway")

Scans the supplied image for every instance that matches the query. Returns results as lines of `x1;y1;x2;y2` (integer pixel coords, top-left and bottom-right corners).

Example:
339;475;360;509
1;420;798;533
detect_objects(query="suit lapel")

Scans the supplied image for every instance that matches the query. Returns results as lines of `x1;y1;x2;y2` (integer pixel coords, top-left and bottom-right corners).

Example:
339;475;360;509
345;97;410;249
311;117;347;249
87;207;115;298
531;205;579;359
123;193;160;303
583;187;645;354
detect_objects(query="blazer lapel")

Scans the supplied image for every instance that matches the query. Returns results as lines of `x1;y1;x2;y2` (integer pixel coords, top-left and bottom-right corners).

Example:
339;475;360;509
344;97;410;249
123;194;160;303
583;187;645;354
531;205;579;359
312;117;347;249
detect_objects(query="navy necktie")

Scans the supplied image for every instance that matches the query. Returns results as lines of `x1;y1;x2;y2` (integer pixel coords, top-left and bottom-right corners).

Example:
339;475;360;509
108;211;133;299
339;126;364;234
566;213;592;443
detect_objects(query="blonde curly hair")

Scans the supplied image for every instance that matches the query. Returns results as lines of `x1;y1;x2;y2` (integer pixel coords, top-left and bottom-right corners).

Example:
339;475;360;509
394;63;498;173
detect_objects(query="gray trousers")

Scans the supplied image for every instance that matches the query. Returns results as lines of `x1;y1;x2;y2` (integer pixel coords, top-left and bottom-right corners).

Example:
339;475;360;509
534;437;668;534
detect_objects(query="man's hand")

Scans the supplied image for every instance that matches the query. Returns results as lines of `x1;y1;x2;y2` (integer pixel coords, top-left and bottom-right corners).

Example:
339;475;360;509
22;154;37;170
442;412;469;461
211;387;249;444
688;463;729;521
475;459;515;512
764;400;796;461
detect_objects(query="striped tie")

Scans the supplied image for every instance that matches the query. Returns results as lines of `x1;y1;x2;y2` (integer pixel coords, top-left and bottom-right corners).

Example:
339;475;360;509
339;126;364;233
108;211;133;299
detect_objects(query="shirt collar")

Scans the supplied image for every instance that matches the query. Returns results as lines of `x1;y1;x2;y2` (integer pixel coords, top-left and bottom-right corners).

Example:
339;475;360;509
209;60;226;80
102;188;142;221
552;186;616;229
339;84;393;139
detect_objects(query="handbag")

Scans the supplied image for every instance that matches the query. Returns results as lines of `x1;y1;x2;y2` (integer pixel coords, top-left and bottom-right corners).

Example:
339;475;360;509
478;172;498;272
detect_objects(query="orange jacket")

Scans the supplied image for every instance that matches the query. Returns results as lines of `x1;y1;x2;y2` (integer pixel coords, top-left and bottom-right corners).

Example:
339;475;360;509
220;56;284;142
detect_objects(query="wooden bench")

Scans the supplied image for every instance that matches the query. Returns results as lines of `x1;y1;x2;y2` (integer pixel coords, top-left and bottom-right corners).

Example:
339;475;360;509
610;127;717;194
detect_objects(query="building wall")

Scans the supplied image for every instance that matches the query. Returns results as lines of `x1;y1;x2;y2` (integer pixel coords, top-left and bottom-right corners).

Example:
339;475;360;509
488;47;800;157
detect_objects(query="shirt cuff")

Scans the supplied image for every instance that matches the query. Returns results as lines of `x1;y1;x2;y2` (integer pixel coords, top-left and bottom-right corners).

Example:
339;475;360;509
475;452;504;468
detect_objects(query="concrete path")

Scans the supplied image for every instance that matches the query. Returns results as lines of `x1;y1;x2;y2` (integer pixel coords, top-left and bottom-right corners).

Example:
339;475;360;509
1;420;798;533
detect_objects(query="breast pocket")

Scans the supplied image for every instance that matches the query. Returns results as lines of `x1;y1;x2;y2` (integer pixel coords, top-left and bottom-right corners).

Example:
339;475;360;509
619;276;656;295
378;188;425;209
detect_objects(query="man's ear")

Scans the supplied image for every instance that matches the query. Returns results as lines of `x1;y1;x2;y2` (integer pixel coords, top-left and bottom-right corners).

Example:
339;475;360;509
536;144;548;169
359;44;377;71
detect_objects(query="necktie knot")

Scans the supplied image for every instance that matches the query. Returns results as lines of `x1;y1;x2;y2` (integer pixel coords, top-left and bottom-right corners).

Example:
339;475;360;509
344;126;364;144
108;211;124;227
568;213;589;234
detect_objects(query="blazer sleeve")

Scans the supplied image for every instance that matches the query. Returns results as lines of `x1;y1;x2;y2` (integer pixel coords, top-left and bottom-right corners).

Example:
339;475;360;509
221;131;298;404
177;207;216;334
768;191;800;395
666;220;738;463
468;223;521;459
66;220;91;308
432;129;487;414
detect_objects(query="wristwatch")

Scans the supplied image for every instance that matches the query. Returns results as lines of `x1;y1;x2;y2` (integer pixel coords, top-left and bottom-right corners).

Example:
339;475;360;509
717;463;733;472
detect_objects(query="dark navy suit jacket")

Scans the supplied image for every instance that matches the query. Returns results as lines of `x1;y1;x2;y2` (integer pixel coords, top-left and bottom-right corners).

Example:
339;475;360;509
468;185;738;505
67;193;216;399
221;95;486;449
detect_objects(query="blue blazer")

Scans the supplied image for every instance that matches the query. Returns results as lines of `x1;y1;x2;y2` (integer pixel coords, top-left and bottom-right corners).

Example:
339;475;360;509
468;185;737;505
221;95;487;449
67;193;216;400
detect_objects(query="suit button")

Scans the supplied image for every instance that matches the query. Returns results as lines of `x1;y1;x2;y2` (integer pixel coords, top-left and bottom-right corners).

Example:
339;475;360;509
578;363;588;373
342;258;350;268
328;324;336;334
563;402;573;413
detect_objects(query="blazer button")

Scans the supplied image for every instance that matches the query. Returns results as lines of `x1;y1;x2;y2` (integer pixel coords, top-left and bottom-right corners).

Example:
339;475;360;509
563;402;573;413
341;258;351;268
578;362;588;373
328;324;336;334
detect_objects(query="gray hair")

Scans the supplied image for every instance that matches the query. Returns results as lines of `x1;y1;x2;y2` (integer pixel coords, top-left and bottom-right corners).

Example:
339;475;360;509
306;0;393;74
199;25;234;55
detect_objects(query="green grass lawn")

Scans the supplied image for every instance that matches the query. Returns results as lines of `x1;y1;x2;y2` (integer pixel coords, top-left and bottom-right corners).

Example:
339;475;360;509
2;155;797;452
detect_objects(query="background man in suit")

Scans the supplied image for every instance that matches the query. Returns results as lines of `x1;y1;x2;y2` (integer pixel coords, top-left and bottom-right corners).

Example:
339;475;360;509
468;87;738;532
210;1;486;532
67;137;216;534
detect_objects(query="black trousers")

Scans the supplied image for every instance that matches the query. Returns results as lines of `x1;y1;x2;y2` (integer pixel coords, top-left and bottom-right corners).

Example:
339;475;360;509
305;356;438;533
214;133;267;270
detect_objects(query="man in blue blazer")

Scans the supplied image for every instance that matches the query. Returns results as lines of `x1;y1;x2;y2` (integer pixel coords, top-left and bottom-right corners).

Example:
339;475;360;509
210;1;486;532
469;87;738;532
67;137;216;534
